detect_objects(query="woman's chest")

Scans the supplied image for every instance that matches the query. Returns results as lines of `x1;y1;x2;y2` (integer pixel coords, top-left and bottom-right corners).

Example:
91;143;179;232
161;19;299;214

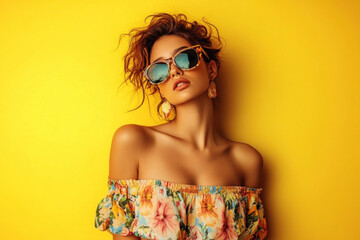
138;142;245;186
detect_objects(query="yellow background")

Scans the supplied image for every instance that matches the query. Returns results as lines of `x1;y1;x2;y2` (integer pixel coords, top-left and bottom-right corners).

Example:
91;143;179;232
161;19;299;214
1;0;359;239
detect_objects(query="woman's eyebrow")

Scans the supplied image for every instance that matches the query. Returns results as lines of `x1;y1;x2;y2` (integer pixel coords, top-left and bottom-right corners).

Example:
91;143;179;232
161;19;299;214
152;46;189;63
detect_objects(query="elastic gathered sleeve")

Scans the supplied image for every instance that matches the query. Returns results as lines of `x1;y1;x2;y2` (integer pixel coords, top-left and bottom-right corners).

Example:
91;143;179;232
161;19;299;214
95;179;137;236
240;190;268;240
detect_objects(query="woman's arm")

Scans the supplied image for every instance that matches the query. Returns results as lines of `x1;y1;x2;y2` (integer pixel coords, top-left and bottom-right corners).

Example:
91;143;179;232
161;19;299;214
231;142;264;188
108;124;145;179
108;124;149;240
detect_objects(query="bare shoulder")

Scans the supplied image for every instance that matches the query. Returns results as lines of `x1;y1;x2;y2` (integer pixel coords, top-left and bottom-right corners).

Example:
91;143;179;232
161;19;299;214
108;124;152;180
112;124;151;146
230;141;264;188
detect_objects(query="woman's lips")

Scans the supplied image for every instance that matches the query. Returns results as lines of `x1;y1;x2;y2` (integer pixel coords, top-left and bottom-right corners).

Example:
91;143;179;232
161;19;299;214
174;82;190;91
173;78;191;90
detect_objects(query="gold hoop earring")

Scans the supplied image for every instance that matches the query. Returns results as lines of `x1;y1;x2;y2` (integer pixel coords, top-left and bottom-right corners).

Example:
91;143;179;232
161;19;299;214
208;80;217;99
160;97;176;121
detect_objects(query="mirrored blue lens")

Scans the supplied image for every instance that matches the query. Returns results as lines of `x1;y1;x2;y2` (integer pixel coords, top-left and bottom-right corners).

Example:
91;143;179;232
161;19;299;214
148;63;169;84
175;49;198;69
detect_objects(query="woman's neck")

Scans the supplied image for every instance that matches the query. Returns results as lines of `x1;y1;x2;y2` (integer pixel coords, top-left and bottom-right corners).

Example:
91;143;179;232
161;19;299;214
170;92;223;151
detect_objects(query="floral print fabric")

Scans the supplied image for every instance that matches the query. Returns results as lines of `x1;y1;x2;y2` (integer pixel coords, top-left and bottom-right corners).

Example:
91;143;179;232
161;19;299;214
95;179;267;239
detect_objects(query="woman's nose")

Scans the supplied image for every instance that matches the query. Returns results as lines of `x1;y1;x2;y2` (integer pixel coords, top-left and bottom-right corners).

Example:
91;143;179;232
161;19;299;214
169;62;183;78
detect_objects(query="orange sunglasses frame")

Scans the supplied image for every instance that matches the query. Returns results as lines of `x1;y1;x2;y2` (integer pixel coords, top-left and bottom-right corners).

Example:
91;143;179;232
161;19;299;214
143;44;210;85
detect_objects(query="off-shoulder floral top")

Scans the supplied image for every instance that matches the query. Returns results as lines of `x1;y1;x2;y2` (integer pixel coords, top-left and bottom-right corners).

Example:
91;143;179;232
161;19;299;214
94;179;268;240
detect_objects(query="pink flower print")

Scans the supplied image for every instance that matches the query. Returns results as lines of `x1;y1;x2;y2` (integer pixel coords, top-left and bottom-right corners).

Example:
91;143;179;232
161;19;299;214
215;209;238;240
188;225;202;240
113;181;127;196
150;197;179;237
114;181;122;190
120;226;131;235
175;199;187;225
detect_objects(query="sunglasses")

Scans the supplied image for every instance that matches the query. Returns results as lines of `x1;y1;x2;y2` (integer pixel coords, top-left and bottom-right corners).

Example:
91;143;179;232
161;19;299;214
143;45;210;85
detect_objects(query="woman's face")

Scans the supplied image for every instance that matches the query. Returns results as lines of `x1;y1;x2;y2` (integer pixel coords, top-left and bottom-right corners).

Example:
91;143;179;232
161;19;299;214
149;35;217;106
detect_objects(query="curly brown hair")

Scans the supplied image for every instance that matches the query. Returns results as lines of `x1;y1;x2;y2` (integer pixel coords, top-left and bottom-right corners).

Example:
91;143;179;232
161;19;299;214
114;12;223;119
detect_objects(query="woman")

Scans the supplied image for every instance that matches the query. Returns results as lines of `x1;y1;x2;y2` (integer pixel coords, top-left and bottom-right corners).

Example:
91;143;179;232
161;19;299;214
95;12;268;240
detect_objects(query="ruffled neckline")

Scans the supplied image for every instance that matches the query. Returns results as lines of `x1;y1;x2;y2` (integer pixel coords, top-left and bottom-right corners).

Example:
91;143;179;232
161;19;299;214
107;178;263;195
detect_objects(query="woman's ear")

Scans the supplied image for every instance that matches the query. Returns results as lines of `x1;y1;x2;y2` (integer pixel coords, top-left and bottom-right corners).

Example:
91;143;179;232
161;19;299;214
208;60;218;81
